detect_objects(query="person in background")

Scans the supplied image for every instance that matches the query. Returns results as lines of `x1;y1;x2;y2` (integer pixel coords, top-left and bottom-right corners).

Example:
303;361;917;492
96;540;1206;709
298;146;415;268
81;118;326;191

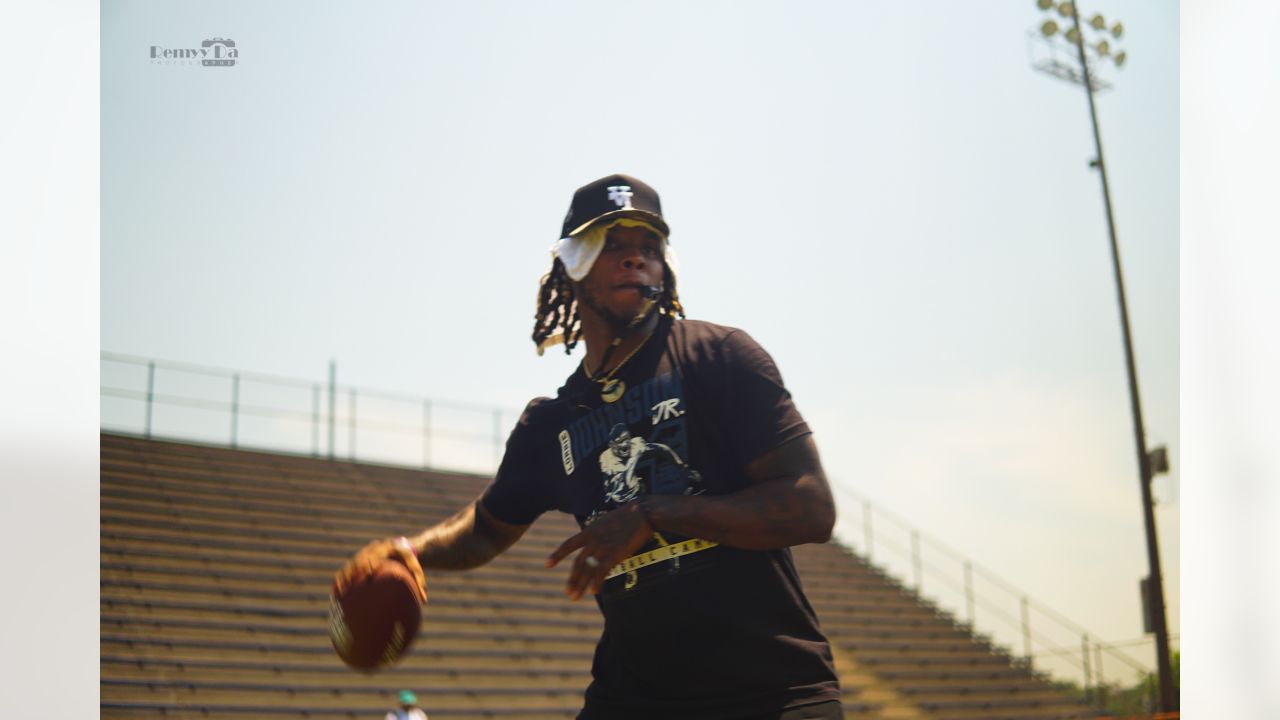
385;689;428;720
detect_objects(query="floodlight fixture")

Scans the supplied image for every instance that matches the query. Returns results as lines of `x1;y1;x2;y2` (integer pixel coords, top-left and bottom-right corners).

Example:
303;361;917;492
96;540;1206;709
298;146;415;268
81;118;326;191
1065;27;1082;44
1096;39;1111;56
1042;19;1060;37
1090;13;1107;30
1111;21;1124;39
1057;1;1074;18
1114;50;1127;67
1037;0;1054;10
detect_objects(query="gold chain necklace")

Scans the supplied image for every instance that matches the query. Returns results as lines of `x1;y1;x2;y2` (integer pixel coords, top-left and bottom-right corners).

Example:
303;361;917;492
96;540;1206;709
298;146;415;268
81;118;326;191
583;327;656;403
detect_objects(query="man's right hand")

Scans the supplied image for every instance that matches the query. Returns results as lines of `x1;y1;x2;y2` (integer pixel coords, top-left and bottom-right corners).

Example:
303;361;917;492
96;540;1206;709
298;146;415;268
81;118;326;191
334;536;427;596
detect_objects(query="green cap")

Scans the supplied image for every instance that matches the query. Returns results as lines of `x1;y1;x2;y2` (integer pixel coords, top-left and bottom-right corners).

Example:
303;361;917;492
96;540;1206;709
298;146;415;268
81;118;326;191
398;690;418;705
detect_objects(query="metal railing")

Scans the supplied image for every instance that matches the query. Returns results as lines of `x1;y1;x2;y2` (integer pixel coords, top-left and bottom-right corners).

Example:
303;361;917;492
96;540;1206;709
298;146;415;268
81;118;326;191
831;484;1170;704
99;351;1171;704
101;352;510;475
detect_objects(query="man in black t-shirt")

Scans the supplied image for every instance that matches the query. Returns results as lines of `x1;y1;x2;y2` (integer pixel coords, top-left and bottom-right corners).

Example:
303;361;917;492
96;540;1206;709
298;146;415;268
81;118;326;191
338;174;843;719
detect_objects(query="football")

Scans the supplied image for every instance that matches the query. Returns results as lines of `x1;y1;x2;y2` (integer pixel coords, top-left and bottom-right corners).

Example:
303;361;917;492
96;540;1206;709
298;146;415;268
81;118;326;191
329;557;427;671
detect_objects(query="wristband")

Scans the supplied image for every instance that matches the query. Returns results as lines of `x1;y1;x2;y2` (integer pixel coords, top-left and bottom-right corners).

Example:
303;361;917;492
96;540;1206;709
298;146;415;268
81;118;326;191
394;536;420;563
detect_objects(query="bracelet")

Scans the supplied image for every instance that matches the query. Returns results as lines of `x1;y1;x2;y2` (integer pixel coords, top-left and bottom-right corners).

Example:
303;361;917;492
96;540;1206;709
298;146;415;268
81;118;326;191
394;536;419;560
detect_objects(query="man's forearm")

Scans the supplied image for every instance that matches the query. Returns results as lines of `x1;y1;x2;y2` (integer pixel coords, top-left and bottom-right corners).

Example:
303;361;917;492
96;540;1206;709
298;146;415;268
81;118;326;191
639;474;835;550
409;500;524;570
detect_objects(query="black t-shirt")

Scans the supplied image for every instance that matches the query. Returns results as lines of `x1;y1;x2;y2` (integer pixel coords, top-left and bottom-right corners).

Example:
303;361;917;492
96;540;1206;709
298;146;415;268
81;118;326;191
481;317;841;718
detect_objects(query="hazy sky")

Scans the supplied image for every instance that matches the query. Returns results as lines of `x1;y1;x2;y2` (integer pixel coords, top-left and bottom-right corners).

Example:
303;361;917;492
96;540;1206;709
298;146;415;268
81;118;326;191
101;0;1179;681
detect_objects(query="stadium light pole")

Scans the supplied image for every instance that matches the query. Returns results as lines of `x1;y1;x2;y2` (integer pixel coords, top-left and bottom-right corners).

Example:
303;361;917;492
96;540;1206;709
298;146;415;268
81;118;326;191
1028;1;1175;712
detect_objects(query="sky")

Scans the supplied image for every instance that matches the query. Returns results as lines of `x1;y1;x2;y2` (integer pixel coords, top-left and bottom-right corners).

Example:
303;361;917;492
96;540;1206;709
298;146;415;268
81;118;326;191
99;0;1179;685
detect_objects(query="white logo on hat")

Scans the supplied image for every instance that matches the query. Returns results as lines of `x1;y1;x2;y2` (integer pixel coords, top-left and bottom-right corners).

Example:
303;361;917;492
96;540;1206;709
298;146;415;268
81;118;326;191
607;186;634;209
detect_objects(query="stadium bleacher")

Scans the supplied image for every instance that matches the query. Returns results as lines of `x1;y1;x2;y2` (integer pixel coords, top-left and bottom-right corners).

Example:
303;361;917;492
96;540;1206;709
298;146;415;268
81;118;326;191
100;432;1097;719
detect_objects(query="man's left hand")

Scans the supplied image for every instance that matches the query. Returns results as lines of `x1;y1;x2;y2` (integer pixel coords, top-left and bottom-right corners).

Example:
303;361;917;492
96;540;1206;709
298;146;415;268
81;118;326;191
545;501;652;600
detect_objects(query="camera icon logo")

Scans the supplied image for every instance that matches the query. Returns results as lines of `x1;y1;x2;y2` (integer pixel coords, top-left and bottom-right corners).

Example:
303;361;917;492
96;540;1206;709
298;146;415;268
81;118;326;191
201;37;237;67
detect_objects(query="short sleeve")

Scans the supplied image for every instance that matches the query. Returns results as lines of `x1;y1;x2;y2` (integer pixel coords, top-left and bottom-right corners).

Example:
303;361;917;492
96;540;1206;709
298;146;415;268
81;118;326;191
717;330;811;468
478;399;555;526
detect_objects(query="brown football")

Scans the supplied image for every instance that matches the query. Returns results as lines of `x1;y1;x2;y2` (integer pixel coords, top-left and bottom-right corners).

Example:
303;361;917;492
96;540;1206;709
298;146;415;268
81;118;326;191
329;558;426;671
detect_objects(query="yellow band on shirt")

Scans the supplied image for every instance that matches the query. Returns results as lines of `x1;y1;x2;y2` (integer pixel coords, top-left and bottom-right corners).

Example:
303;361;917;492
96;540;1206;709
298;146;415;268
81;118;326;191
605;537;719;580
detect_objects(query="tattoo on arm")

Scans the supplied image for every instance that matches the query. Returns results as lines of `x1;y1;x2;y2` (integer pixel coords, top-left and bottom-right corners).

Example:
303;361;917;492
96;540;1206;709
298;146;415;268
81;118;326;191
414;500;527;570
642;436;835;549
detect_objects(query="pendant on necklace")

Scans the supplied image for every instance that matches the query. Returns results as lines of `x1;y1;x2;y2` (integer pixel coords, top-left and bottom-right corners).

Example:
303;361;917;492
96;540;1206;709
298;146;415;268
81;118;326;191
600;378;625;403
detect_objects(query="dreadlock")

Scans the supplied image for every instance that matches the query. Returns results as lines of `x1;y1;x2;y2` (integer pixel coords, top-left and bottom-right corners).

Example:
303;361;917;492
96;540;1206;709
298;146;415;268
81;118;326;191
532;258;582;353
532;258;685;354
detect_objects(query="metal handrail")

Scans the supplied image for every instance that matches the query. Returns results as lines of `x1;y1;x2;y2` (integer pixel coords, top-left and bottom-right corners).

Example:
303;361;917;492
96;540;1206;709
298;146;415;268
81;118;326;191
832;481;1164;695
101;351;315;389
99;351;1169;699
100;353;510;468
